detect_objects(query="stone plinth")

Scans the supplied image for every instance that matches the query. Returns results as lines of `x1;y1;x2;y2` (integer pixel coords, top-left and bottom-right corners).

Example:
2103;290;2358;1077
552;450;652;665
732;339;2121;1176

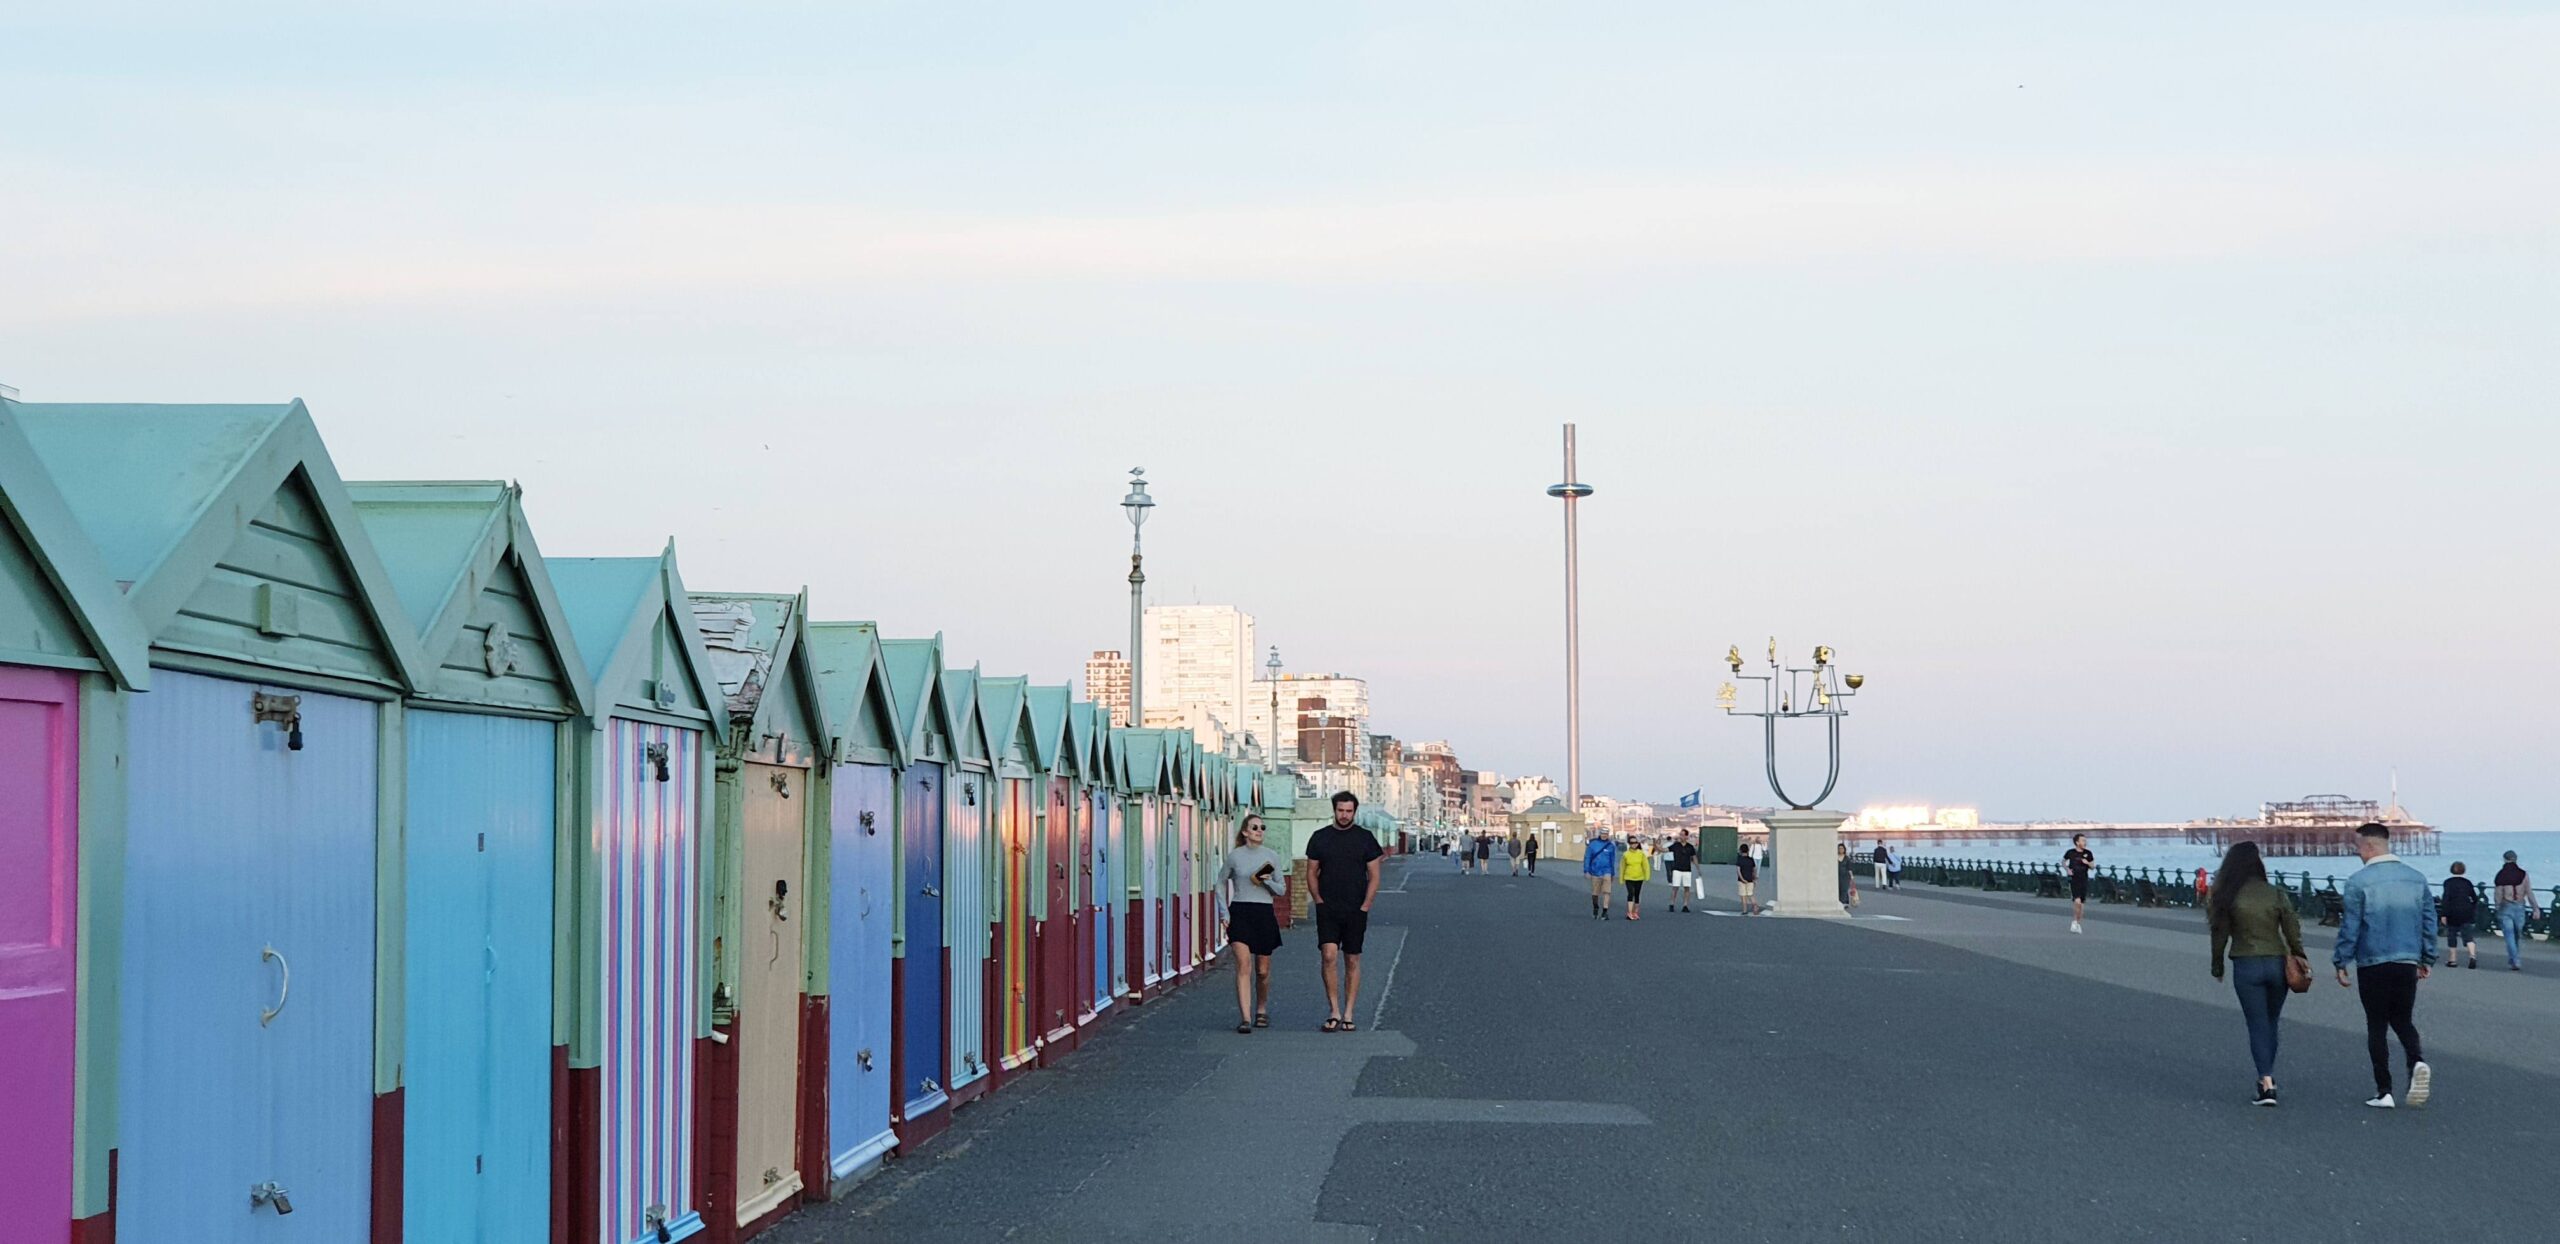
1764;808;1850;919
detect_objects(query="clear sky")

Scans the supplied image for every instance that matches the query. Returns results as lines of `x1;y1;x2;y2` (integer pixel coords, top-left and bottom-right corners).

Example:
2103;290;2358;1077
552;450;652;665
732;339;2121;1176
5;4;2554;827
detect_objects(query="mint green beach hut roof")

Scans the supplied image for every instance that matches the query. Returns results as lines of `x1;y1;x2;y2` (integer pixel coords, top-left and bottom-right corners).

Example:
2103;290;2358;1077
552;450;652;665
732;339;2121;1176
546;542;721;724
805;621;908;768
688;588;828;755
1025;685;1073;777
10;399;429;690
0;398;150;686
346;480;595;717
879;635;953;763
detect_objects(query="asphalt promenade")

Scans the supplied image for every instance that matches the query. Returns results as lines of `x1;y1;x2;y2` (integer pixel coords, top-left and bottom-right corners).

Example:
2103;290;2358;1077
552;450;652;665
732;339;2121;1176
769;854;2560;1242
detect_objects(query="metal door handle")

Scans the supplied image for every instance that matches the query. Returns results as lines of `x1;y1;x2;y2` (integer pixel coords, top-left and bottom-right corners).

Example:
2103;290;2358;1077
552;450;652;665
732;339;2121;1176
260;945;291;1027
922;885;940;898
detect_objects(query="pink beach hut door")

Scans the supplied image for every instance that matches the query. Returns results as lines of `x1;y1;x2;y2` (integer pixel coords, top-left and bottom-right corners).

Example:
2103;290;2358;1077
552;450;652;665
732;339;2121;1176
0;667;77;1240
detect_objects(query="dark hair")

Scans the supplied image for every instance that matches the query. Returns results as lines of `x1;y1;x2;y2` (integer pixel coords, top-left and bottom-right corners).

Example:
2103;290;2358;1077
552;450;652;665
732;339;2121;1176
1235;814;1264;847
1332;791;1359;809
2072;833;2087;844
2450;861;2466;876
2209;841;2267;926
2356;821;2390;844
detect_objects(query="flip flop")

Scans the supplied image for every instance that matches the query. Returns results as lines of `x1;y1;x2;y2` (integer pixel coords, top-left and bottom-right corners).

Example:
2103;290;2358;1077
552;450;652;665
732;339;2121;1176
1340;1018;1358;1032
1321;1017;1341;1032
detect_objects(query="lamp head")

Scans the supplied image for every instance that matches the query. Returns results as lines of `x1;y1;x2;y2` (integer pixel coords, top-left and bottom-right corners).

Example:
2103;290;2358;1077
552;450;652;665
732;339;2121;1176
1266;646;1281;677
1845;673;1866;691
1725;644;1742;674
1122;469;1154;531
1813;645;1833;667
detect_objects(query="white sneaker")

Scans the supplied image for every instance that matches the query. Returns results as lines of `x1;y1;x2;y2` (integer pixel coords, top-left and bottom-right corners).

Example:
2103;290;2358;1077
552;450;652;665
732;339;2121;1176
2070;920;2083;934
2365;1093;2396;1109
2407;1062;2432;1108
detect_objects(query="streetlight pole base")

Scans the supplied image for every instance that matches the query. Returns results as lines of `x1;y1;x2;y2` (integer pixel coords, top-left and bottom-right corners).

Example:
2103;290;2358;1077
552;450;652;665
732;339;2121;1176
1760;808;1852;919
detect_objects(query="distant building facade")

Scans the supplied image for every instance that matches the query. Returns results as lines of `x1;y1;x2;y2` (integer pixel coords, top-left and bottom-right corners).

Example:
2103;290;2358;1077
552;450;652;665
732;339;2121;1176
1244;671;1370;765
1142;604;1256;744
1085;649;1133;727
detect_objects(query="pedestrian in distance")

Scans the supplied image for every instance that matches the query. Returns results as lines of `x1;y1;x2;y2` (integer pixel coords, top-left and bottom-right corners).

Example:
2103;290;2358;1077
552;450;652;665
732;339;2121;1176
2441;861;2481;970
2063;833;2096;933
1620;834;1652;921
1736;843;1761;915
1665;831;1699;913
1455;831;1470;874
1307;791;1385;1033
2334;821;2436;1108
2207;841;2306;1106
1584;832;1622;919
1886;845;1903;891
1507;834;1524;876
1872;841;1891;893
1220;814;1289;1034
1524;833;1540;875
1474;831;1494;875
1837;841;1858;909
2492;851;2540;972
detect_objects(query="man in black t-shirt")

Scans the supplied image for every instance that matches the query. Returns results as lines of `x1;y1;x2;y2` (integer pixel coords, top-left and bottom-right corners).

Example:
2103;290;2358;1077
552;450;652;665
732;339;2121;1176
1665;832;1700;913
2063;833;2095;933
1307;790;1385;1032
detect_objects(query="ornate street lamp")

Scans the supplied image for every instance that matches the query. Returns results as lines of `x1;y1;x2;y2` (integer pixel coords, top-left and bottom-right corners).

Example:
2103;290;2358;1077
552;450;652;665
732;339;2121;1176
1719;638;1869;917
1265;645;1283;765
1123;469;1154;728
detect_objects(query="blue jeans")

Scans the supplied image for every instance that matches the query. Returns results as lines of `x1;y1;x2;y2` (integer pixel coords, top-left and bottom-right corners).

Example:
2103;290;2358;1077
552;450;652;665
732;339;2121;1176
2230;956;2288;1081
2497;903;2529;967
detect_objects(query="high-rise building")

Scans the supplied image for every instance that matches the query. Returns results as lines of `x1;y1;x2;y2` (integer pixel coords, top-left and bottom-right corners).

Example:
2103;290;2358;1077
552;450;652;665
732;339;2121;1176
1243;672;1369;764
1084;649;1133;727
1142;604;1255;744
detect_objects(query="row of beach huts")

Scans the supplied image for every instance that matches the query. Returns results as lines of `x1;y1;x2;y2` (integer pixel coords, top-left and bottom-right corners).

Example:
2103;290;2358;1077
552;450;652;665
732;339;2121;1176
0;397;1394;1244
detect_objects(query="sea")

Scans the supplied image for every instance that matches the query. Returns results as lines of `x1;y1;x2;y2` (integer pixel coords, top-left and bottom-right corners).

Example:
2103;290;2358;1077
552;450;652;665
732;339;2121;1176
1868;829;2560;886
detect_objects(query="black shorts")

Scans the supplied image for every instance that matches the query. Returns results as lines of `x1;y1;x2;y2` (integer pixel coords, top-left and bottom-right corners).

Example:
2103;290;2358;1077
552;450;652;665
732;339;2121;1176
1314;904;1370;955
2069;875;2090;901
1624;879;1645;902
1227;903;1282;956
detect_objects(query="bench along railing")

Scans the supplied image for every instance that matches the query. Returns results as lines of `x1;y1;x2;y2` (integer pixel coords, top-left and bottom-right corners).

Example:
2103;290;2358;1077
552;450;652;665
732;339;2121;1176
1892;856;2558;940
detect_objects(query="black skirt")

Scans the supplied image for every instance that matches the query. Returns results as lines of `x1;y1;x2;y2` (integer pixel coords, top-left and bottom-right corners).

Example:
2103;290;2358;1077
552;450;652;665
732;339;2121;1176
1228;902;1283;956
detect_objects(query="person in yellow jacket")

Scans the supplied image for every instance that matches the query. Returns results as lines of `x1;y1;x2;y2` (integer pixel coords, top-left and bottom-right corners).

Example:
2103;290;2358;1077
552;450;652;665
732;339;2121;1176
1620;835;1653;921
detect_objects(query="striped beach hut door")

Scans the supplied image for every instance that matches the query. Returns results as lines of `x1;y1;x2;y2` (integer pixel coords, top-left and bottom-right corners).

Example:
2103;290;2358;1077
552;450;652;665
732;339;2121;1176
599;718;701;1244
119;669;379;1241
404;709;555;1243
1043;778;1074;1043
0;667;77;1239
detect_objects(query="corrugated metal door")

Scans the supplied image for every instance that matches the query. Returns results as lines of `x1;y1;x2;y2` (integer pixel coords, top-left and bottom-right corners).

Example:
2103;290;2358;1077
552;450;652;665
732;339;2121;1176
0;667;77;1242
406;709;555;1244
1071;785;1094;1024
600;718;700;1244
826;762;896;1180
943;773;986;1091
1139;795;1162;986
120;668;376;1241
1176;802;1196;974
897;763;944;1119
1092;790;1119;1005
734;761;805;1221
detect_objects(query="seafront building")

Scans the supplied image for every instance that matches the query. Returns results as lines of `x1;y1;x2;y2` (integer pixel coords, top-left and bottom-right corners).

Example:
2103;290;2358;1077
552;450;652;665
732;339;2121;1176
1083;649;1132;726
1141;604;1256;743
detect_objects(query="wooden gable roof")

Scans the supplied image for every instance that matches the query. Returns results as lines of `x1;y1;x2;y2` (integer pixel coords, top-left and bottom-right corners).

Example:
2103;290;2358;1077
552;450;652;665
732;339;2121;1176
347;480;593;716
546;541;720;725
805;621;907;768
0;398;149;685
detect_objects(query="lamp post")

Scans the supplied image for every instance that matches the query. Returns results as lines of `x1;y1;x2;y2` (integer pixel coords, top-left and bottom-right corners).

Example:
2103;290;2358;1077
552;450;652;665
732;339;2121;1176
1123;469;1154;729
1265;646;1282;766
1718;639;1869;917
1545;425;1594;820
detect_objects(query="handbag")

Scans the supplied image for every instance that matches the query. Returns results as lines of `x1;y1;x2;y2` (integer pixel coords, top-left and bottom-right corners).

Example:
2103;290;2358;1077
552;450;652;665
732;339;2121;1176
2281;926;2313;994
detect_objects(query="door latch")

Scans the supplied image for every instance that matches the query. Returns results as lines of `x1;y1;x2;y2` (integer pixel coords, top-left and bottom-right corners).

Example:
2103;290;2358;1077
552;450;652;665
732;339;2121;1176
249;1182;293;1215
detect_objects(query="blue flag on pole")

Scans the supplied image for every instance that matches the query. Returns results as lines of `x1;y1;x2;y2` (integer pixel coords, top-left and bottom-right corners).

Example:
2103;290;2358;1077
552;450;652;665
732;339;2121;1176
1678;790;1702;809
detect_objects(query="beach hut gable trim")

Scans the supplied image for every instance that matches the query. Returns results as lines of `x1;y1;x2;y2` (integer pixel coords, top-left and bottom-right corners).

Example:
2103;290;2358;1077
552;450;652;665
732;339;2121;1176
0;403;150;685
879;635;952;765
549;543;720;723
10;400;429;689
346;481;595;716
1025;685;1073;779
689;588;826;765
977;675;1035;775
805;621;907;768
941;667;993;769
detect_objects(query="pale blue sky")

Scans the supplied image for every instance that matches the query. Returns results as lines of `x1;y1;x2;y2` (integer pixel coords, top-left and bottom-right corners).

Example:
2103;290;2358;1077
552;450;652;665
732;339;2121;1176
5;4;2554;826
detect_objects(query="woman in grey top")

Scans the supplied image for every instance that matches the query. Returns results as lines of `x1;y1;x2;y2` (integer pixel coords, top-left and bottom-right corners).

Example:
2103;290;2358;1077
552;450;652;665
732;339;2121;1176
1222;814;1290;1033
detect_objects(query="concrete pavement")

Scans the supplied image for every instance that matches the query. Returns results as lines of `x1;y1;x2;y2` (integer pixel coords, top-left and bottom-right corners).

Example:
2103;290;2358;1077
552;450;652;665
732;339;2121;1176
771;854;2560;1242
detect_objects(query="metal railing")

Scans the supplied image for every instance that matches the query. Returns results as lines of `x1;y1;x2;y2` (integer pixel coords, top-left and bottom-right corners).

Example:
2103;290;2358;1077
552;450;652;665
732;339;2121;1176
1893;856;2558;941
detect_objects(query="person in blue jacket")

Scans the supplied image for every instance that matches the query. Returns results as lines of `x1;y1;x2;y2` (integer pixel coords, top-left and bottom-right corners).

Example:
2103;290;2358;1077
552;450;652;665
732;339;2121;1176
2333;821;2437;1109
1583;832;1623;920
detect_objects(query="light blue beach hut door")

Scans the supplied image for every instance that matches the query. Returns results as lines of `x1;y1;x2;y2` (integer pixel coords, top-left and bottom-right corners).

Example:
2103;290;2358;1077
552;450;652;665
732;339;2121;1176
828;762;898;1179
118;669;378;1242
406;709;555;1243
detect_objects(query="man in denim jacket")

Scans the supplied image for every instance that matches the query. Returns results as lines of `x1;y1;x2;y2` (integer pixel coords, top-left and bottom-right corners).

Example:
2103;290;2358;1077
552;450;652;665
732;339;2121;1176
2333;822;2436;1108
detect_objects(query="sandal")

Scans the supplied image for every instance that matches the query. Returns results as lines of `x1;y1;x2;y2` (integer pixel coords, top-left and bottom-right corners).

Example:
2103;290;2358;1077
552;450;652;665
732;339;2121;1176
1340;1018;1358;1032
1236;1022;1253;1034
1321;1017;1341;1032
1253;1013;1270;1028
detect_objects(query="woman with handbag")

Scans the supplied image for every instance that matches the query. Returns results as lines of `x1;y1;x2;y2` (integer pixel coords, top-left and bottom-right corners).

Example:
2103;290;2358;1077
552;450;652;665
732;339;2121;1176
2208;840;2308;1106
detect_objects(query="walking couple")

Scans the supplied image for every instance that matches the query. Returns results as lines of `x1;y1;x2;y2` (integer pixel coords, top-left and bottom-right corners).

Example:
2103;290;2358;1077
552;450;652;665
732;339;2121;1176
1221;790;1385;1034
2208;823;2434;1109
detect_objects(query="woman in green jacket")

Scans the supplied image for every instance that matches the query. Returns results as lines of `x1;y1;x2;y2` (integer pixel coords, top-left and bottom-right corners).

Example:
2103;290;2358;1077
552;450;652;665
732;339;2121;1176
2208;841;2306;1106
